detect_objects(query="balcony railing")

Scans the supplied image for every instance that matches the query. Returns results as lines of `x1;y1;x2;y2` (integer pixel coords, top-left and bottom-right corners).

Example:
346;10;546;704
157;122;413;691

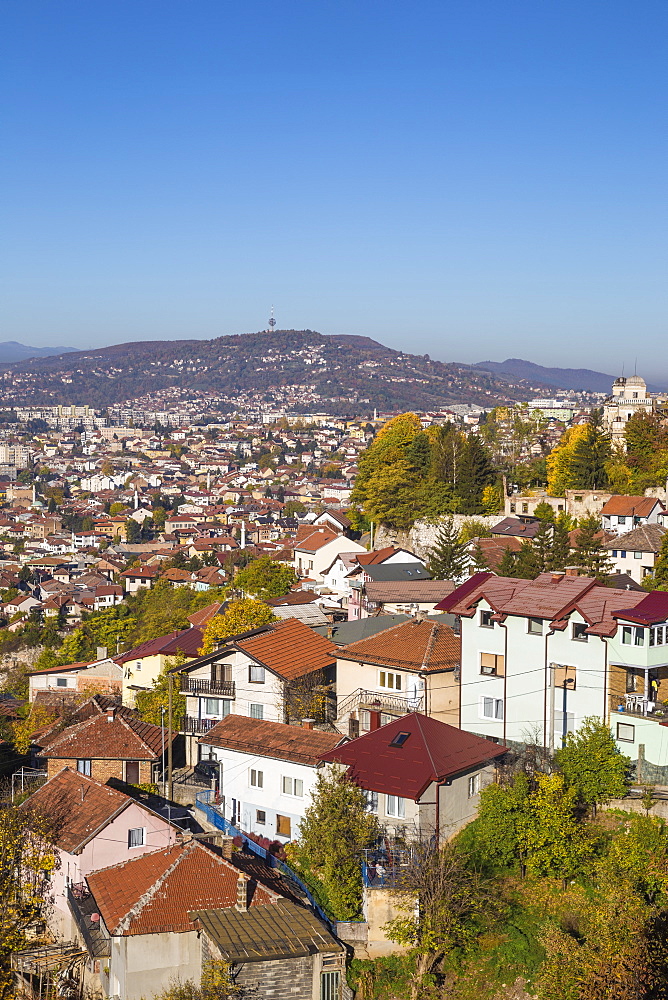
336;687;424;721
180;677;235;698
180;715;220;735
67;883;110;958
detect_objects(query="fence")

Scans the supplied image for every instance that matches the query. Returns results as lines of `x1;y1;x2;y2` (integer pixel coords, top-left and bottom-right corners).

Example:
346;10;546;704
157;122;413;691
194;790;332;927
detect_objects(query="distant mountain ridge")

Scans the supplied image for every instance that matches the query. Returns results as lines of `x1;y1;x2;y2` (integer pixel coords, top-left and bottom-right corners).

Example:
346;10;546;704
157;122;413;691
0;341;76;363
0;330;539;413
474;358;667;394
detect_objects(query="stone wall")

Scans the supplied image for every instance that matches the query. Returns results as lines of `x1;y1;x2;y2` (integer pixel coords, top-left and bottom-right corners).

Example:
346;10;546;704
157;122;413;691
374;515;502;561
235;955;314;999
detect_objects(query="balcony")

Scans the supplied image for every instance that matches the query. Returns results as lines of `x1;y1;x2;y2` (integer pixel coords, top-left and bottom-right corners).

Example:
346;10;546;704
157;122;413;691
336;687;424;722
180;676;235;698
180;715;220;735
67;883;110;959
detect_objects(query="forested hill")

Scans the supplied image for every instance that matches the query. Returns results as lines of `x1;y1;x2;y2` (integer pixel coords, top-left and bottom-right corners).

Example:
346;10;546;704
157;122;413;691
475;358;668;394
0;330;542;412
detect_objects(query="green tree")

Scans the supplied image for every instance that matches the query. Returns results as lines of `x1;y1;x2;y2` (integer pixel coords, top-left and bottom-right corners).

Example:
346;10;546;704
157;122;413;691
549;516;573;572
555;717;630;815
497;546;520;577
532;519;554;573
456;436;496;514
573;516;614;581
533;501;556;522
481;482;503;514
151;961;241;1000
469;542;489;572
294;765;378;921
518;773;589;881
125;518;141;543
458;519;492;543
643;530;668;590
427;518;467;580
457;773;531;873
233;556;297;600
568;409;610;490
199;599;276;655
514;539;542;579
283;500;307;518
546;424;590;495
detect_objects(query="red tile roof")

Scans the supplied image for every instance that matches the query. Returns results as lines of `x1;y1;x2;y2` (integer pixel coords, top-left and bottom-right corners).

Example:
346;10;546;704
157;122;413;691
200;716;344;765
86;841;280;936
340;618;460;673
356;546;402;566
611;591;668;626
21;767;136;853
236;618;337;681
601;495;664;517
293;527;340;552
41;709;174;760
266;591;318;607
187;602;224;629
319;713;506;800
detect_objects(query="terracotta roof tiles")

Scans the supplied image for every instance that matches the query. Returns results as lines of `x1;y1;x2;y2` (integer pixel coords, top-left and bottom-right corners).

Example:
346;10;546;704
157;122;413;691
41;709;174;760
340;618;460;672
200;716;344;764
601;495;664;517
236;618;337;680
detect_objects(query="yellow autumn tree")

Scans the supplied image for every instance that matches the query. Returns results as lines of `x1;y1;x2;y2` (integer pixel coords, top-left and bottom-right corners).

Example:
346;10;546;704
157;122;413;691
198;599;276;655
546;424;590;496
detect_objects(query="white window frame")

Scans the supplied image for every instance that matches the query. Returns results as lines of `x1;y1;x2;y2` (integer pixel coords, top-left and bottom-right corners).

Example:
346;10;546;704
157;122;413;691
281;776;304;797
386;794;406;818
527;617;543;635
480;610;494;628
572;622;589;642
378;670;402;691
127;827;145;849
250;768;263;788
249;664;265;684
250;703;264;720
468;773;481;798
616;722;635;743
77;759;91;776
481;697;503;720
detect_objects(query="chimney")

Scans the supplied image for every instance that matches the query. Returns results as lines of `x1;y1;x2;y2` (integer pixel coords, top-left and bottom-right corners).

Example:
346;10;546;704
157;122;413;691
97;646;108;661
551;572;564;583
236;874;250;912
302;719;315;730
106;707;116;722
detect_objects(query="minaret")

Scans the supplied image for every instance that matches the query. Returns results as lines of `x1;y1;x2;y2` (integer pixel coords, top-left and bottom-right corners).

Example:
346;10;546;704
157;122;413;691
240;520;246;549
134;489;139;510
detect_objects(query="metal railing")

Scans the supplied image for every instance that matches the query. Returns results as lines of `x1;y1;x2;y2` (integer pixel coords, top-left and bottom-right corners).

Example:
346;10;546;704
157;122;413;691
67;884;110;959
180;677;235;697
336;687;424;721
361;847;414;888
194;790;333;928
179;715;219;735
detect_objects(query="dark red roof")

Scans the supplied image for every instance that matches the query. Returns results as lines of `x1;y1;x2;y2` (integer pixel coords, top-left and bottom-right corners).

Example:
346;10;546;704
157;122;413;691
435;572;492;613
318;713;505;801
116;628;203;664
613;591;668;625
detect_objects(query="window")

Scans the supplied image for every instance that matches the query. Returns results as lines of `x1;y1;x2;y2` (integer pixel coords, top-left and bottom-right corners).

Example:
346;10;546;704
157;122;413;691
386;795;406;818
127;827;145;848
635;627;645;646
620;550;627;558
56;677;67;687
365;790;378;813
480;610;494;628
77;759;91;776
650;625;666;646
468;773;481;798
390;732;410;747
379;671;401;690
250;769;263;788
617;722;635;743
572;622;588;642
621;625;644;645
276;814;291;837
626;669;639;693
249;664;265;683
250;703;263;719
321;971;341;1000
554;664;576;690
480;653;504;676
634;551;643;559
528;618;543;635
612;550;618;557
135;660;142;672
618;516;627;525
282;776;304;797
125;761;140;784
256;809;266;825
204;698;231;717
482;697;504;720
522;503;529;514
380;712;394;726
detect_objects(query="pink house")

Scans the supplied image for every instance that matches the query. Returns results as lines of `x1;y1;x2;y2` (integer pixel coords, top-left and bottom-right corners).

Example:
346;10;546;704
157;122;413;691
21;767;177;940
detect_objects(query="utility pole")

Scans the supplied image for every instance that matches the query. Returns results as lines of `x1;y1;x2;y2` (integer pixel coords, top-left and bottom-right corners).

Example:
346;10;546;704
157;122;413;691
548;662;556;753
167;672;174;801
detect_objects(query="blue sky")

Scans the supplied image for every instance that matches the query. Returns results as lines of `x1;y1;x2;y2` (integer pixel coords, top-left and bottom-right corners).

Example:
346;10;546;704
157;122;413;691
1;1;666;376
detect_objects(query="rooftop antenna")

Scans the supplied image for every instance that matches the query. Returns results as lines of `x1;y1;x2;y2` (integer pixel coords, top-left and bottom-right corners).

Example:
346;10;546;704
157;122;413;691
634;357;638;376
267;306;276;335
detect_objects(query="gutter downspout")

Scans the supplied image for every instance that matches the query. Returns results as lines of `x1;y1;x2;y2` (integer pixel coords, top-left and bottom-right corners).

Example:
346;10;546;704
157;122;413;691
499;621;508;745
543;629;550;750
602;635;609;723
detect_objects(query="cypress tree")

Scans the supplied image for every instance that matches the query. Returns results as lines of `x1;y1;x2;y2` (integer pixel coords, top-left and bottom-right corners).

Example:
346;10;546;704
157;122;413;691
456;437;496;514
569;409;611;490
428;518;467;581
497;546;520;577
573;515;614;582
532;520;553;573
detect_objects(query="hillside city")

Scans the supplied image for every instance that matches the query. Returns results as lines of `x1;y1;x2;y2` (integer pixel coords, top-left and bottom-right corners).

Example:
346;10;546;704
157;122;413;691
5;360;668;1000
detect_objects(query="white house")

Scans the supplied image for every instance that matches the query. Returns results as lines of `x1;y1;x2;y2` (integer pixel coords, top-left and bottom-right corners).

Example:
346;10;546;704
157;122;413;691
600;495;665;536
292;527;365;582
198;715;345;842
603;524;667;584
436;572;668;753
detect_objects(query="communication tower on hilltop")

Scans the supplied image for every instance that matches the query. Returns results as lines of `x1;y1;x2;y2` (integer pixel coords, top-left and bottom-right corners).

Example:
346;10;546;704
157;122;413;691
267;306;277;334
